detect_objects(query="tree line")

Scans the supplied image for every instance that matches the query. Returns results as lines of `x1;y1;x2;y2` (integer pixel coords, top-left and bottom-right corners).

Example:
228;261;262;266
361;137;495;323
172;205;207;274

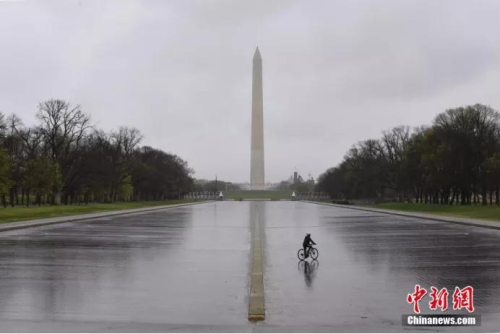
0;99;194;207
193;180;241;192
316;104;500;205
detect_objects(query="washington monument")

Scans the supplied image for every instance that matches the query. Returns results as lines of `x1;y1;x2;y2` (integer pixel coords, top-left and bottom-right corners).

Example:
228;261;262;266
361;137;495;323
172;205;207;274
250;47;265;189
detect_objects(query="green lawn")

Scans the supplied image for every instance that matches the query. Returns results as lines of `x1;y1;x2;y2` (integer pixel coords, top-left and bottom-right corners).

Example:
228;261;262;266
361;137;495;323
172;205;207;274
225;190;292;200
371;203;500;222
0;199;199;224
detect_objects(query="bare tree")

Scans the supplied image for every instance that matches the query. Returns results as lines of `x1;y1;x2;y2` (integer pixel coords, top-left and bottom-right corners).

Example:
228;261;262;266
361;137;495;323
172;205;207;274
380;126;411;201
108;127;142;201
36;99;92;204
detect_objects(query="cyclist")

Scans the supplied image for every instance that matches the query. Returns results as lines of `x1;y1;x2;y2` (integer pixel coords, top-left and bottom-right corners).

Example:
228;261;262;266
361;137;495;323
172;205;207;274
303;233;316;258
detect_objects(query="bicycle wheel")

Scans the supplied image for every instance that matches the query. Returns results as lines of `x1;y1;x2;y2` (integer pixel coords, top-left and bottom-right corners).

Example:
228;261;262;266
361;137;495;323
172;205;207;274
310;247;319;260
297;249;306;261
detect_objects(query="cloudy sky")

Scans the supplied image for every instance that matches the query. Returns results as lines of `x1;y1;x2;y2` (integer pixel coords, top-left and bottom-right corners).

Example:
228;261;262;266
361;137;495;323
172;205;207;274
1;0;500;183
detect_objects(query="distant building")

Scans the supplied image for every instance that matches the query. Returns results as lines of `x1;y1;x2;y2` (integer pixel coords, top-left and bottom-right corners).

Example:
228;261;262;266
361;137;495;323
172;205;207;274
279;170;315;192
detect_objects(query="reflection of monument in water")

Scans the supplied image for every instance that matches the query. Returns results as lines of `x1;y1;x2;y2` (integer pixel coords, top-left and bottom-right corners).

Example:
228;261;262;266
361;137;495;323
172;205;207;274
250;47;265;190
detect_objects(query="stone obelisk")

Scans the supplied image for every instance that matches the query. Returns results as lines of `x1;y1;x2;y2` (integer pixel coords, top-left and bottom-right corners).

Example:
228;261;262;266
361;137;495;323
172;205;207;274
250;47;265;190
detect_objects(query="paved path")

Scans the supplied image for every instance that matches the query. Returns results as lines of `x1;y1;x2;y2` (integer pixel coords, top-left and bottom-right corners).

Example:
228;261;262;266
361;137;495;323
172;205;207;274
308;201;500;230
0;202;203;232
1;201;499;332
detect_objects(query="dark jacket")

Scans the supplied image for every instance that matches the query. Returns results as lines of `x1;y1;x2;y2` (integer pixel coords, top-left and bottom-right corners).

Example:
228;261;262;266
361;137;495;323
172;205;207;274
303;235;316;248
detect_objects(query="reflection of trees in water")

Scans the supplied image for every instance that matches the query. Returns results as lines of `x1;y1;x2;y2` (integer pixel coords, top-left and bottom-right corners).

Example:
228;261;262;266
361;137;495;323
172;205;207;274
298;260;319;288
328;217;500;313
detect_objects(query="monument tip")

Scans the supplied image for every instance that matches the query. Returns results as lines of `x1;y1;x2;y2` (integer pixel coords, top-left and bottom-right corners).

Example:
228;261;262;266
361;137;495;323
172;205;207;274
253;47;262;60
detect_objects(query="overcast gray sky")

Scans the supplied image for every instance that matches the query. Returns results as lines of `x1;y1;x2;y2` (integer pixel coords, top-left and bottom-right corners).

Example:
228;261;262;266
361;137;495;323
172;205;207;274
1;0;500;183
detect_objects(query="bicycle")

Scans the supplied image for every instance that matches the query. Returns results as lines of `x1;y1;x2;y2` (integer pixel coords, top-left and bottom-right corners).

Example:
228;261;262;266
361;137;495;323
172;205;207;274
297;246;319;261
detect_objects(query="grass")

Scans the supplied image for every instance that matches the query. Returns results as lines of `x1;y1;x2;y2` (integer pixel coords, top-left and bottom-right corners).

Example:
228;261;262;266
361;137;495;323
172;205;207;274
0;199;199;224
371;202;500;222
224;190;292;200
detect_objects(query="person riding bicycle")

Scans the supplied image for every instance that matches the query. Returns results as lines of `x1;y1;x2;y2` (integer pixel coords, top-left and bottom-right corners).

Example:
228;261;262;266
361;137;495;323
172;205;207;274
303;233;316;258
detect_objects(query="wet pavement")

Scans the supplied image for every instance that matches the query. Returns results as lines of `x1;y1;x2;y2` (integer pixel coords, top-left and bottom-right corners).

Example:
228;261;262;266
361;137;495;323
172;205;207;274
0;201;499;332
262;202;500;332
0;203;252;332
